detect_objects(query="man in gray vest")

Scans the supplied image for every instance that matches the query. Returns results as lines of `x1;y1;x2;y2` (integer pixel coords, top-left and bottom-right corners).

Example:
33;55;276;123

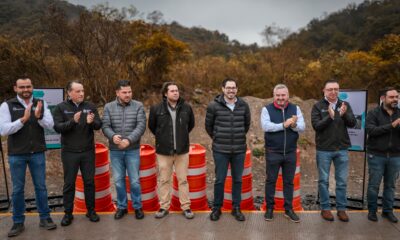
102;80;146;220
0;76;57;237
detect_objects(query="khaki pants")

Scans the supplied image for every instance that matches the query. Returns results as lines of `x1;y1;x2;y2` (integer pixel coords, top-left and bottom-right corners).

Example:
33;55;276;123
157;153;191;210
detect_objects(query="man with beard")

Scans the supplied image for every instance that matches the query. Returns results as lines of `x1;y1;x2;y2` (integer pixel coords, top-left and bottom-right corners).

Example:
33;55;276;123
53;80;102;226
102;80;146;220
205;78;251;222
0;77;57;237
366;87;400;223
261;84;305;223
148;82;195;219
311;79;356;222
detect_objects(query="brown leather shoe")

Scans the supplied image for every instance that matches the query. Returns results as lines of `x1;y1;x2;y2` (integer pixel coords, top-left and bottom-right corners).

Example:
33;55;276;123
337;210;349;222
321;210;334;221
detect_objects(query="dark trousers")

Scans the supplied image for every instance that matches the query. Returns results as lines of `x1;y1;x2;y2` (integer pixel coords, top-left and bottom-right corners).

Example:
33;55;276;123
213;151;245;209
265;151;296;210
61;149;95;214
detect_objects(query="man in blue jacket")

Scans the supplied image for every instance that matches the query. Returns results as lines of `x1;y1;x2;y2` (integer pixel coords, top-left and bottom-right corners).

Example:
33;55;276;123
261;84;305;223
102;80;146;220
366;87;400;223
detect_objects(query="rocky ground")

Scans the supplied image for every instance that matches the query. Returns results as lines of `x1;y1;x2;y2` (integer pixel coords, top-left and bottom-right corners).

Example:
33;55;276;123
1;91;399;211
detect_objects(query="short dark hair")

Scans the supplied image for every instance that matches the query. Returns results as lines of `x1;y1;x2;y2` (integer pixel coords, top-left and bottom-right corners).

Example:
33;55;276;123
222;78;237;88
323;79;339;88
66;80;82;91
116;80;131;90
14;75;31;85
161;82;178;96
379;87;397;97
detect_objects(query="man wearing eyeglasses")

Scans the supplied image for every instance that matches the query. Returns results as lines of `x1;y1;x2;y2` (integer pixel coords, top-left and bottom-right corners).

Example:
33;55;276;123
311;79;356;222
0;76;57;237
205;78;251;222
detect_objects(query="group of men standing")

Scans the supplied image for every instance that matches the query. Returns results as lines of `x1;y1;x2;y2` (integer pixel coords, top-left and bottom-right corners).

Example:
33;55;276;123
0;76;399;238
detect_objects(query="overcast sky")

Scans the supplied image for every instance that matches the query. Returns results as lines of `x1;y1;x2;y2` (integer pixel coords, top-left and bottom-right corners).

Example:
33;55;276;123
67;0;365;45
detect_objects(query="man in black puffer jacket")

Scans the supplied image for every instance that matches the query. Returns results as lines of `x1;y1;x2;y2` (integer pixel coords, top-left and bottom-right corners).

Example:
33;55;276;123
205;78;251;222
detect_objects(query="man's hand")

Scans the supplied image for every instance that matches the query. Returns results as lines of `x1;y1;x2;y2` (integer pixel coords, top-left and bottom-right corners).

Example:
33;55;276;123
113;135;122;145
86;112;94;124
339;102;347;116
73;111;82;123
392;118;400;128
20;104;32;124
284;118;295;128
34;101;42;119
290;115;298;128
328;104;335;119
118;139;130;149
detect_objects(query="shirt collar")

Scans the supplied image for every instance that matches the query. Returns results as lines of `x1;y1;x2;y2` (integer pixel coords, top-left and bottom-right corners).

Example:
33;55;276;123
324;97;338;105
17;95;33;107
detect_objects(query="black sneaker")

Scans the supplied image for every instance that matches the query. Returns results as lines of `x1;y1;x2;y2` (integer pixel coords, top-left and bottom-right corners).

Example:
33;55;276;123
264;208;274;221
114;208;128;220
86;211;100;222
210;208;222;221
284;209;300;223
155;209;169;219
135;208;145;219
183;209;195;219
60;213;74;226
382;212;398;223
368;211;378;222
8;223;25;237
39;217;57;230
231;207;245;221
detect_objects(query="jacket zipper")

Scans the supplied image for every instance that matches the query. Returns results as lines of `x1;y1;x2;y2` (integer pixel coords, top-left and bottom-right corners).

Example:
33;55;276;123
122;105;126;138
282;108;286;156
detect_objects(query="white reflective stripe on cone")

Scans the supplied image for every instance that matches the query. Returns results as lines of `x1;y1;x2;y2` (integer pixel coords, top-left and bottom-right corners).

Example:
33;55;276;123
188;166;206;176
274;189;301;198
128;190;157;201
278;166;300;175
139;167;157;178
224;191;252;201
95;164;110;175
75;188;111;199
227;167;252;177
172;188;206;199
77;164;110;176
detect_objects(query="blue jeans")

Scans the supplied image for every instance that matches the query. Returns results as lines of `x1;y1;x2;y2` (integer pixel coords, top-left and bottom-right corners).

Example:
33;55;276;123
367;154;400;213
8;152;50;223
110;149;142;209
213;151;245;209
316;150;349;210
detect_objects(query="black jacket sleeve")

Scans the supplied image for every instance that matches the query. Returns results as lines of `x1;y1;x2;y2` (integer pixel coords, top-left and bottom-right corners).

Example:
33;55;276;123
205;102;215;138
341;102;357;128
148;105;157;135
90;105;102;130
188;105;195;133
53;104;77;133
366;109;392;137
311;103;333;131
244;102;251;133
